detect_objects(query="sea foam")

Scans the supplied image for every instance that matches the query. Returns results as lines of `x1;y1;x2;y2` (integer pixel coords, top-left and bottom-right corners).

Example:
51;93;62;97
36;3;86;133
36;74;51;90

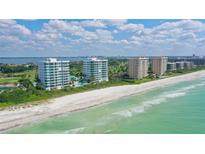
112;106;145;118
64;127;86;134
104;80;204;120
111;87;190;119
164;92;186;98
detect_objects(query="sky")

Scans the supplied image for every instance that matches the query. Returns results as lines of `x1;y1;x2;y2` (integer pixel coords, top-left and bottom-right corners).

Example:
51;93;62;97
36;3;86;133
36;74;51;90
1;19;205;57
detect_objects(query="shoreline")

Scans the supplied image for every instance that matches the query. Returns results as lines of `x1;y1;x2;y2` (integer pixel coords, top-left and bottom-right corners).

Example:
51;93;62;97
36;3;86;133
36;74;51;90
1;70;205;133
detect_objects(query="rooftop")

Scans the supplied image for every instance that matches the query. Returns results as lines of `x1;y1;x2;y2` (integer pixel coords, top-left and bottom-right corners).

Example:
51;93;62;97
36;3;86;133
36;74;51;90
128;57;149;60
42;58;69;63
85;57;108;62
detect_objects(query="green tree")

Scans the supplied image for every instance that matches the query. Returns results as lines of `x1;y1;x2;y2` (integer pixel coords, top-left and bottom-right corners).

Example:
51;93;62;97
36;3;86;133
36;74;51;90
18;78;34;90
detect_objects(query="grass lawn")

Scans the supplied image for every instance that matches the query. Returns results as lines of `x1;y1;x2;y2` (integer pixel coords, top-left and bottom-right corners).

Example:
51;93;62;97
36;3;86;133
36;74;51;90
0;77;20;84
14;70;36;81
0;70;36;85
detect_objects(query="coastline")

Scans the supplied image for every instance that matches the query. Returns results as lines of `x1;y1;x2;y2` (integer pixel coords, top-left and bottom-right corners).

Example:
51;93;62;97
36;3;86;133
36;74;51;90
1;70;205;133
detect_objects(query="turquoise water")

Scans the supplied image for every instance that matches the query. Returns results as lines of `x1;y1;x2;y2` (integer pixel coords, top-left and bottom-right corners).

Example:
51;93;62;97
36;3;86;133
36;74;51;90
8;77;205;134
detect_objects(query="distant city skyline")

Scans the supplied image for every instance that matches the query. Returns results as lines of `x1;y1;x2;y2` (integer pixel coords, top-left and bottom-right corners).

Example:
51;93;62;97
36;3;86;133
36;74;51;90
1;19;205;57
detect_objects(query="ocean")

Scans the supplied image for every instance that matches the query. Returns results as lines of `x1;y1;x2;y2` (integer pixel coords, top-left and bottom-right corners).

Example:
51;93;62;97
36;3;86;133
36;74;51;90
7;77;205;134
0;57;86;64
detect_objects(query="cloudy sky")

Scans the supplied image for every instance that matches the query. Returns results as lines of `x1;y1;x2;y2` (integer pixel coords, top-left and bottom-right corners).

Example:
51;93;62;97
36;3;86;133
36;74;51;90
1;19;205;57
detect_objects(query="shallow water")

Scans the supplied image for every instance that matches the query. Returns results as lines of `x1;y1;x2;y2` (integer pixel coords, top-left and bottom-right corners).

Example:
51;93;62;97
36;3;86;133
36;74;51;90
8;77;205;134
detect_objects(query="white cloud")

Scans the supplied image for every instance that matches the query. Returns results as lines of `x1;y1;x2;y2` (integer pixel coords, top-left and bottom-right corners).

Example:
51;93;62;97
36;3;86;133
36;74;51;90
154;20;205;32
103;19;127;26
128;20;205;48
0;35;22;45
13;24;31;35
0;19;31;36
43;20;85;34
1;19;205;56
113;29;118;34
120;39;130;44
178;33;196;41
118;23;144;32
0;19;16;27
95;29;113;42
41;20;115;43
78;20;106;28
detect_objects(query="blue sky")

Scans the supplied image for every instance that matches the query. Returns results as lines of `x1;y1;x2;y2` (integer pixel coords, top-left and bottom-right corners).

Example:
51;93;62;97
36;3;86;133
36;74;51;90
1;19;205;57
16;19;180;30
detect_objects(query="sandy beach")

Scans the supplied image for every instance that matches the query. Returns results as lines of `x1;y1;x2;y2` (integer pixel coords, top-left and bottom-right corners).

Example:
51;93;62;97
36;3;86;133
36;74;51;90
1;70;205;132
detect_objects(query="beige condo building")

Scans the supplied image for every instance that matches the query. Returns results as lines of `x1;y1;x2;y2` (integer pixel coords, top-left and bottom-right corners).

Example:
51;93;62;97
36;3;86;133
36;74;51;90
128;57;149;79
151;57;168;76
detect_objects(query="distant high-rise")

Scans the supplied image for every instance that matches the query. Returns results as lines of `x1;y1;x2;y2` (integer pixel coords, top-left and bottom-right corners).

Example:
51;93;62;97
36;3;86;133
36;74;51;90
184;61;193;69
83;57;108;82
128;57;149;79
190;57;205;65
151;57;168;76
176;61;184;70
167;62;176;71
38;58;70;90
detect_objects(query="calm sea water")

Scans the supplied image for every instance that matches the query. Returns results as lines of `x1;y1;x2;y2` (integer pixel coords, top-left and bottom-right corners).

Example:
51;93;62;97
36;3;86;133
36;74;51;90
0;57;86;64
0;57;127;64
7;77;205;134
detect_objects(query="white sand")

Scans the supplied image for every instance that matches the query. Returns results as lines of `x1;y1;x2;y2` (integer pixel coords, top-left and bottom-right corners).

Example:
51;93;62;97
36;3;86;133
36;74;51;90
1;70;205;132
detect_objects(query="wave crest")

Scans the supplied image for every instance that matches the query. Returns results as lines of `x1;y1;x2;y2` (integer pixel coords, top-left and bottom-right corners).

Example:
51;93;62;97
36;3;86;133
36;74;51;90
64;127;86;134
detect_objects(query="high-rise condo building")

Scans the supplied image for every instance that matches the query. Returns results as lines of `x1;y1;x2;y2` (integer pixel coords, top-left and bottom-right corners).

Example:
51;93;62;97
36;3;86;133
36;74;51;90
190;56;205;65
167;62;176;71
151;57;168;76
184;61;193;69
83;57;108;82
176;61;184;70
38;58;70;90
128;57;149;79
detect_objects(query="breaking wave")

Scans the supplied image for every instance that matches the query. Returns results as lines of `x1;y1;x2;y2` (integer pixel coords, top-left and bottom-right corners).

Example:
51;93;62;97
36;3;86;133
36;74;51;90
111;98;167;118
164;92;186;98
112;106;144;118
64;127;86;134
111;80;205;119
181;85;196;91
104;129;113;133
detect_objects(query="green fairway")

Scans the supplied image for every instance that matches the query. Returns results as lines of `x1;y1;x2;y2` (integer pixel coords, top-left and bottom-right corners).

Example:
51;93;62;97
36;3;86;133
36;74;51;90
0;70;36;85
0;77;20;84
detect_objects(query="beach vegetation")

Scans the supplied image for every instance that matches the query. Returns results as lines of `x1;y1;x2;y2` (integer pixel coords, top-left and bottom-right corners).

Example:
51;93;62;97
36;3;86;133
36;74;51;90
1;60;205;108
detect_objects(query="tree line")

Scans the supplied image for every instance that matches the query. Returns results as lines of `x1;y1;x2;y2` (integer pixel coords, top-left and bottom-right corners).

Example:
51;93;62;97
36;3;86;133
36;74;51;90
0;64;37;74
